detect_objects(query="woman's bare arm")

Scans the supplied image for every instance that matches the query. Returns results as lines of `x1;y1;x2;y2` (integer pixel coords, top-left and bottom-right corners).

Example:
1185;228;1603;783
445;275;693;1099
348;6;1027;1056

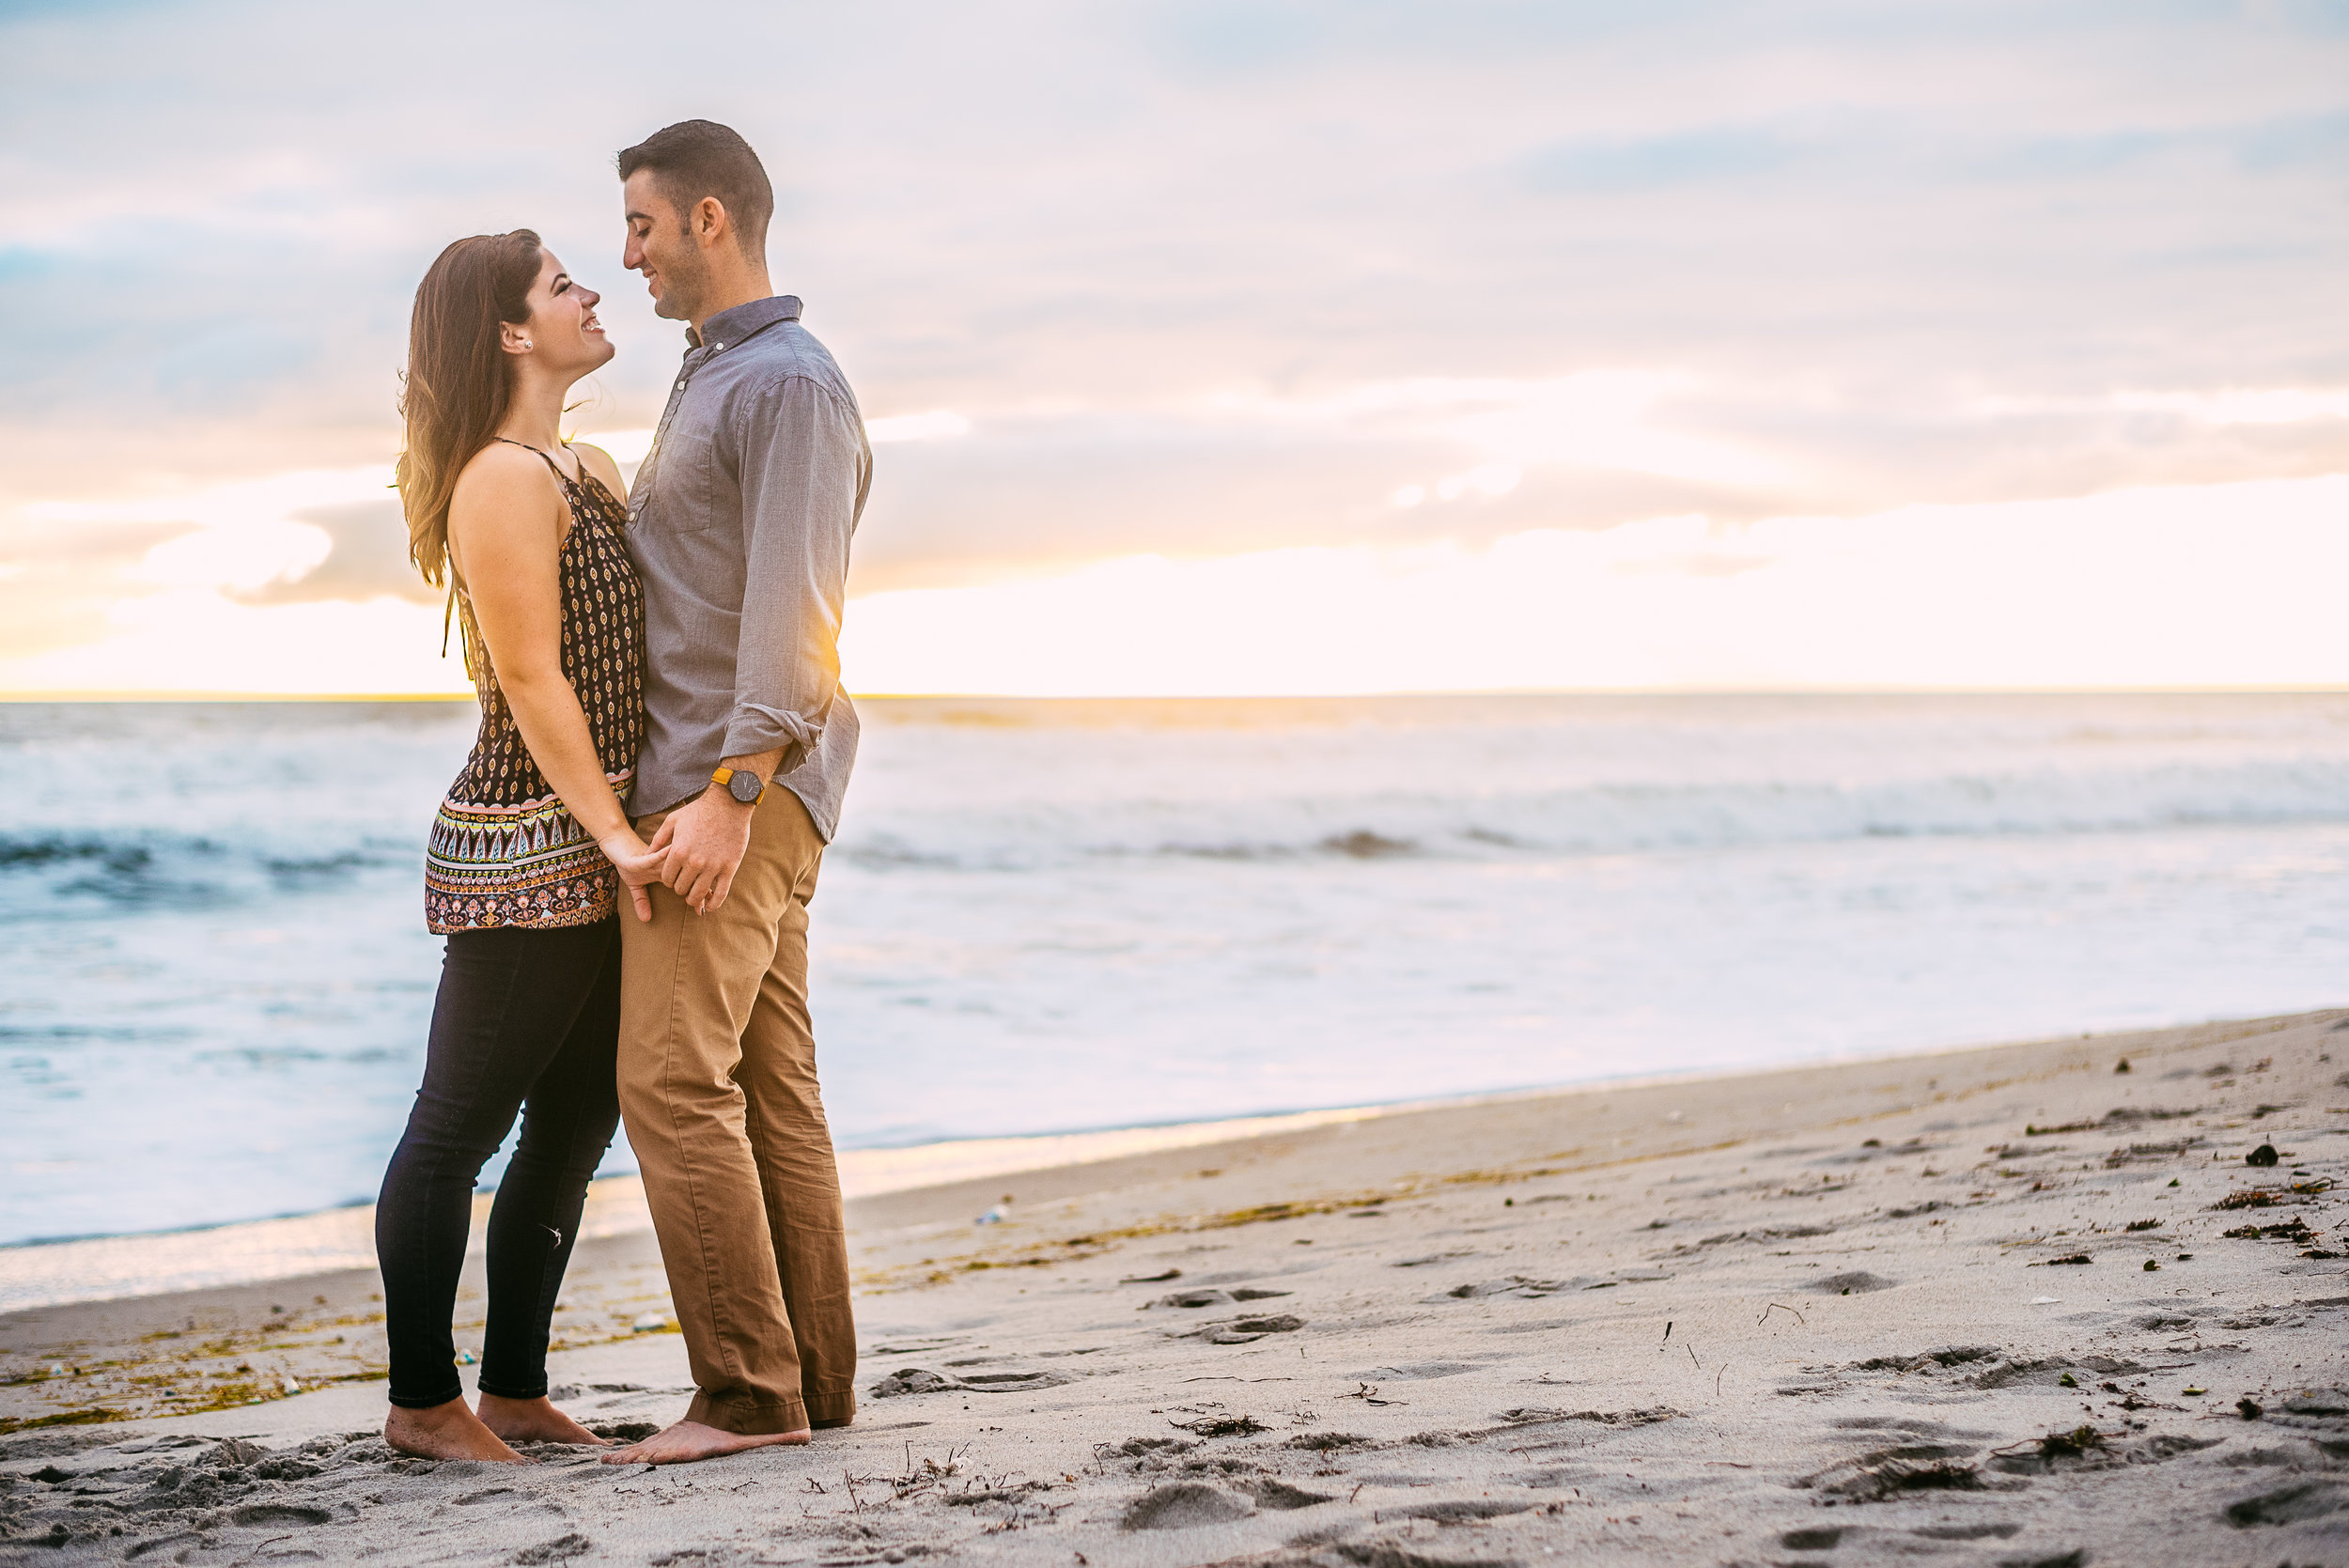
448;445;660;918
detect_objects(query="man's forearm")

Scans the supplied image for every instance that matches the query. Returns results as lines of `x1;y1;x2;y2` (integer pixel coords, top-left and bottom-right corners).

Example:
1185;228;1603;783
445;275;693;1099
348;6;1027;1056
721;697;829;769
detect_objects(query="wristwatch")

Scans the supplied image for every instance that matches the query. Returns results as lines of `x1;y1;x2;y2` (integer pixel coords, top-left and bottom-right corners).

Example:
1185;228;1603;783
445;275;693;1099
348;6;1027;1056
711;767;768;805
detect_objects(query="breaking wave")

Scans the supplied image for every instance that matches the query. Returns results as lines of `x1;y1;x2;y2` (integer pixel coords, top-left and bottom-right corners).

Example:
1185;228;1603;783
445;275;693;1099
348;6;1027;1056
832;757;2349;872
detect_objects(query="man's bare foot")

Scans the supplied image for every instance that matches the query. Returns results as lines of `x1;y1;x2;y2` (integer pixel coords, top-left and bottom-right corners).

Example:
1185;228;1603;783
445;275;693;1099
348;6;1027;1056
599;1419;810;1466
476;1392;610;1447
384;1398;533;1463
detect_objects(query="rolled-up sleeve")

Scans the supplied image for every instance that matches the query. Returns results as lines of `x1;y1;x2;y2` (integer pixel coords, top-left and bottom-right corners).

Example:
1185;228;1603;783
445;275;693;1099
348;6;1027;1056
724;373;871;769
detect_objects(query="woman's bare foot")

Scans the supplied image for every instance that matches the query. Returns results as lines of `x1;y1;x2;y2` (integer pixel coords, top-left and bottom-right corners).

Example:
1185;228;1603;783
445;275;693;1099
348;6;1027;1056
476;1392;611;1447
599;1419;810;1466
384;1398;533;1463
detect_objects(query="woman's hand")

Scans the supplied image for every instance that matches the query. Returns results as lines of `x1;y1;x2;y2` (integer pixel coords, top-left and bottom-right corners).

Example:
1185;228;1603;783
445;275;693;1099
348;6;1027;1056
599;830;668;923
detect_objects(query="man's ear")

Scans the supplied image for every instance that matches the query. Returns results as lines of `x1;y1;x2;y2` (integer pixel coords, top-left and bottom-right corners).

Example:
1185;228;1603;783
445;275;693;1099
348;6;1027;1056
693;195;731;250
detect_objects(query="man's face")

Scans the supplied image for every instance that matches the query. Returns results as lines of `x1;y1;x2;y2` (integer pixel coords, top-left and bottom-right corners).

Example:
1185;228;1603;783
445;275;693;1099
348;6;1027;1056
622;170;710;324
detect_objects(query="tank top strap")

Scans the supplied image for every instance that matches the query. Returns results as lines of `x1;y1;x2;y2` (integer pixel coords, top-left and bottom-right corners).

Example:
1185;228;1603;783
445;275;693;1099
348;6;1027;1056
490;435;581;487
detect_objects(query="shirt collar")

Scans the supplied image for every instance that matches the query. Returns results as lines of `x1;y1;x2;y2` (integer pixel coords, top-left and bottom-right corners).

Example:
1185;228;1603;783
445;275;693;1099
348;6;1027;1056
686;294;802;352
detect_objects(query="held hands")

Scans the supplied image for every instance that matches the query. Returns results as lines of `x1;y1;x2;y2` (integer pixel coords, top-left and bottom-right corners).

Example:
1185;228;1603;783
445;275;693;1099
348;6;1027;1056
647;787;755;914
597;830;670;924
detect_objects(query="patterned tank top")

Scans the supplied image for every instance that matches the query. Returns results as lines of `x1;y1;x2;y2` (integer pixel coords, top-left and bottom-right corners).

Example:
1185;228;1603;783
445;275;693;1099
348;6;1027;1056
424;442;646;934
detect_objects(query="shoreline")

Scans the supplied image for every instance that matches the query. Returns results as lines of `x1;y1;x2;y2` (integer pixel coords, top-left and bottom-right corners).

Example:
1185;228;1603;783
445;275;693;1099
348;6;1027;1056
7;1007;2347;1564
0;1104;1433;1316
0;1023;2240;1315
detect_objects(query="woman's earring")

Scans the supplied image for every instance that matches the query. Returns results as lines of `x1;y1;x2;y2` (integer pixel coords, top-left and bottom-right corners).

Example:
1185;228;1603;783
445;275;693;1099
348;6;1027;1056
519;338;534;350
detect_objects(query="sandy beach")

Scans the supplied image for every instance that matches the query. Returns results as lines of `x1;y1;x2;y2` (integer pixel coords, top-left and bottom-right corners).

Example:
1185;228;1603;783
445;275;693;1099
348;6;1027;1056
6;1009;2348;1566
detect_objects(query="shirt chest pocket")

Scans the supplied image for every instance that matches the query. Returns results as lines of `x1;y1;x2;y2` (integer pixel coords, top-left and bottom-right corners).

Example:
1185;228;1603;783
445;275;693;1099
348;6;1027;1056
646;414;729;536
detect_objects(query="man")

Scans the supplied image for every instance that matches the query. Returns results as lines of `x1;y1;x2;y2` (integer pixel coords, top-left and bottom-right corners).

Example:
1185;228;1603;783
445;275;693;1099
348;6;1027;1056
600;119;871;1467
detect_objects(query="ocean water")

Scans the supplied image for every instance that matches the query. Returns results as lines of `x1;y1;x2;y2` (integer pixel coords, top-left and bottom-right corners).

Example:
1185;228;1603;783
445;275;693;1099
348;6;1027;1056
6;691;2349;1249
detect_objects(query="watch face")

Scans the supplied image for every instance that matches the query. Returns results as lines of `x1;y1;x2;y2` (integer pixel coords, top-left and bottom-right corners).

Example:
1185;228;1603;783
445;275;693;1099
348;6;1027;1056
729;770;763;803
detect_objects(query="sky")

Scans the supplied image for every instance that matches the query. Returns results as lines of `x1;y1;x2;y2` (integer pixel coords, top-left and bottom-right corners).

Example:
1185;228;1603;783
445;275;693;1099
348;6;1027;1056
1;0;2344;696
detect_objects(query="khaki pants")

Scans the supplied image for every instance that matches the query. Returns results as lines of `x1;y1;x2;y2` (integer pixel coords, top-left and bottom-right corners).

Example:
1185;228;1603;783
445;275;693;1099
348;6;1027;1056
618;789;855;1434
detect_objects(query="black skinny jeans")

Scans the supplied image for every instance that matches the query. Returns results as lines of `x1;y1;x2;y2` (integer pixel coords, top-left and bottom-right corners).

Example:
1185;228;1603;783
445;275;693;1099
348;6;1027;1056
376;918;622;1409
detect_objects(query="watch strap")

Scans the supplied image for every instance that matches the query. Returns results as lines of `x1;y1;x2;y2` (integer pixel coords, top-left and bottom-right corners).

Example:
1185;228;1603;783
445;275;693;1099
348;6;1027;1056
710;767;768;803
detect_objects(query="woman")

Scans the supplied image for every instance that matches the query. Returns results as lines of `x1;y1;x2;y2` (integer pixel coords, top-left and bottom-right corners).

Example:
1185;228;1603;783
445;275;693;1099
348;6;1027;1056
375;229;662;1463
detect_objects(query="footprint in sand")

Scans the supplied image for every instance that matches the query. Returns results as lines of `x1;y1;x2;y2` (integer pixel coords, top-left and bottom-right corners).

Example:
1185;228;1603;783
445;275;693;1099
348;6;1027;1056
867;1367;1070;1398
1392;1498;1538;1522
1988;1431;2217;1474
1808;1269;1896;1296
1344;1361;1480;1381
2264;1386;2349;1433
1907;1521;2023;1541
1192;1313;1306;1344
2224;1479;2349;1528
1829;1415;1996;1439
1120;1481;1254;1529
1800;1447;2000;1501
1152;1288;1237;1308
1147;1286;1298;1312
1967;1354;2141;1390
1425;1275;1593;1301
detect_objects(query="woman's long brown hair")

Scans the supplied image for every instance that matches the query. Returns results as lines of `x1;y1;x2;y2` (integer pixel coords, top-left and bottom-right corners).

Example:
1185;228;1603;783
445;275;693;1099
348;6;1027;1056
394;229;542;674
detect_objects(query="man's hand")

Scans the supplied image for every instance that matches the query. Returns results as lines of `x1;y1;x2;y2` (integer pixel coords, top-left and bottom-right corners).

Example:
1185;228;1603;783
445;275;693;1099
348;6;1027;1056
648;788;755;913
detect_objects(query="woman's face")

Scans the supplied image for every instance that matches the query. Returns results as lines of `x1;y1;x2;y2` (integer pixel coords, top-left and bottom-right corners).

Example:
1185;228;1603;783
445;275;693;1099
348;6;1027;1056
515;249;614;377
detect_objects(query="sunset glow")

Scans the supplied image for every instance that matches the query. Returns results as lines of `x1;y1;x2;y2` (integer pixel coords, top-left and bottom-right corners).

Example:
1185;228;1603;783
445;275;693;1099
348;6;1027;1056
7;470;2344;699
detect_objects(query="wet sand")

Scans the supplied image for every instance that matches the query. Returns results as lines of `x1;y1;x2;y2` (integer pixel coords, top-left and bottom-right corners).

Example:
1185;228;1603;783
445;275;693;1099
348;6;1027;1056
5;1010;2348;1565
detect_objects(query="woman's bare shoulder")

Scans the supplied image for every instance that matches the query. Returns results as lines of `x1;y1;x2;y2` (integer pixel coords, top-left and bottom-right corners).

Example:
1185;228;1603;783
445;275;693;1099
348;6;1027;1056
453;439;552;482
447;443;565;555
450;442;562;509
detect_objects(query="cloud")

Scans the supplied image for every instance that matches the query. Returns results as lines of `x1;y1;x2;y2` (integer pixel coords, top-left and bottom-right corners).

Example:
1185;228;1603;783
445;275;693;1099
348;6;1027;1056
233;500;439;607
1224;372;1789;486
142;519;329;593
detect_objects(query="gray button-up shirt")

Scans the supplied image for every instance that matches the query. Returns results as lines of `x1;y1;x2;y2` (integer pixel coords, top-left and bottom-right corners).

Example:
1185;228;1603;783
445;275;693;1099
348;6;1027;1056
624;295;871;837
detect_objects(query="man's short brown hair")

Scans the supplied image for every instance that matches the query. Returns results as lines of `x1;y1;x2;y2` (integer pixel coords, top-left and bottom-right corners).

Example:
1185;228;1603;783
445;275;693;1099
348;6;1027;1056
617;120;775;258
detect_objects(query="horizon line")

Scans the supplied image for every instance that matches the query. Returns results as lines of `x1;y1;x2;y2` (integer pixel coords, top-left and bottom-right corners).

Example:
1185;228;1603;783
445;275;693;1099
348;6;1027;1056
6;683;2349;704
